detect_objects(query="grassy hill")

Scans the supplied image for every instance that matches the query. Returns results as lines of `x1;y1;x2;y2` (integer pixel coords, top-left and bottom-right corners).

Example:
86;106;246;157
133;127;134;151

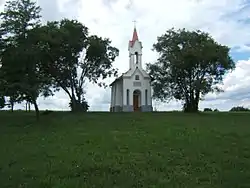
0;111;250;187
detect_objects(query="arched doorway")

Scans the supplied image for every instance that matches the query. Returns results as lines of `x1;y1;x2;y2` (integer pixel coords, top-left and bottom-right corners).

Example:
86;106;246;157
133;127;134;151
133;90;141;111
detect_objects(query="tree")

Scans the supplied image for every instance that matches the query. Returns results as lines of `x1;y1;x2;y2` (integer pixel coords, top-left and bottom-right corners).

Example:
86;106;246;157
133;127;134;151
0;96;5;109
0;0;52;119
0;17;6;110
147;28;235;112
0;0;41;38
230;106;250;112
0;66;22;112
36;19;119;112
204;108;212;112
69;97;89;112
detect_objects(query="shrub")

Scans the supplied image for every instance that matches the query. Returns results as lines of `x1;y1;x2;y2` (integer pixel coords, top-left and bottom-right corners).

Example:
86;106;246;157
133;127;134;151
229;106;250;112
42;110;54;115
204;108;213;112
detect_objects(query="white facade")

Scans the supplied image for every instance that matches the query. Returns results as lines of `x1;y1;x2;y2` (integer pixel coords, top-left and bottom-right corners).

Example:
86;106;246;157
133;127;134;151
110;27;153;112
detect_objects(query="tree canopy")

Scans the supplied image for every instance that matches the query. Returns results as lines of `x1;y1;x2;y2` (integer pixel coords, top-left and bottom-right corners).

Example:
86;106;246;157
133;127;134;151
147;28;235;112
0;0;119;118
0;0;46;119
230;106;250;112
35;19;119;112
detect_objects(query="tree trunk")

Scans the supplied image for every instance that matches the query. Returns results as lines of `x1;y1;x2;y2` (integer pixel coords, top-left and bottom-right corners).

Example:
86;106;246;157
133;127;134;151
33;100;39;120
71;98;83;112
10;102;14;112
183;99;199;113
70;97;88;112
61;85;87;112
194;90;200;112
70;83;79;112
183;89;200;113
70;95;78;112
70;90;85;112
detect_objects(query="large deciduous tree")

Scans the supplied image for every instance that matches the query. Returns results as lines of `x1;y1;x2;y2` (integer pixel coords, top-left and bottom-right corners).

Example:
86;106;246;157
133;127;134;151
147;28;235;112
0;0;52;119
36;19;119;112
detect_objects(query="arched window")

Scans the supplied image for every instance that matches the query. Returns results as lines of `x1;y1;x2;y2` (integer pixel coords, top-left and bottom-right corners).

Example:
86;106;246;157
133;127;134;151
127;89;129;105
145;89;148;105
135;52;138;64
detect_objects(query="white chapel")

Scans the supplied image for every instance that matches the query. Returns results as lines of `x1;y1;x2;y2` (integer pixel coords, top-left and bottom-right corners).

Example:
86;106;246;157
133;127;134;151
109;26;153;112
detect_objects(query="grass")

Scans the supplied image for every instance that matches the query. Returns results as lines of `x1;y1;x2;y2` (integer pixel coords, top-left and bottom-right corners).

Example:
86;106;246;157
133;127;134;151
0;111;250;187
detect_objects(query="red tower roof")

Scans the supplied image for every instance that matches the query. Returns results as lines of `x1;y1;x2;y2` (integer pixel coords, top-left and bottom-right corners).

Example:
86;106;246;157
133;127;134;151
129;27;139;47
132;27;138;41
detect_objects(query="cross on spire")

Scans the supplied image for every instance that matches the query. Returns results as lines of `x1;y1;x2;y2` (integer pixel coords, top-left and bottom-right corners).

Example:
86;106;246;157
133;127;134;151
129;20;139;47
133;20;137;28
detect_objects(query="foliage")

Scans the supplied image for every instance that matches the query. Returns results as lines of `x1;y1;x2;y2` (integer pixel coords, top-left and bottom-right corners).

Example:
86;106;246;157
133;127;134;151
69;99;89;112
35;19;119;112
0;0;118;115
0;68;5;109
204;108;213;112
0;0;41;38
229;106;250;112
203;108;220;112
0;96;5;108
147;28;235;113
0;0;49;119
41;110;54;115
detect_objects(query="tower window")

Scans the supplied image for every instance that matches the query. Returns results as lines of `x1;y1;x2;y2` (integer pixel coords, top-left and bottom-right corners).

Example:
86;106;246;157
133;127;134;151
135;75;139;80
135;52;138;64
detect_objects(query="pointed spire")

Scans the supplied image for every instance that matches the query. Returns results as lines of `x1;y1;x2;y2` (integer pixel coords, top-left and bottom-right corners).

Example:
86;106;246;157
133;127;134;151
130;21;139;47
132;27;138;42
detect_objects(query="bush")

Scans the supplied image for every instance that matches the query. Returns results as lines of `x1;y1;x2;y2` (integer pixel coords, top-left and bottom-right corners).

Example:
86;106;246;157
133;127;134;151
204;108;213;112
42;110;54;115
214;108;219;112
229;106;250;112
69;99;89;112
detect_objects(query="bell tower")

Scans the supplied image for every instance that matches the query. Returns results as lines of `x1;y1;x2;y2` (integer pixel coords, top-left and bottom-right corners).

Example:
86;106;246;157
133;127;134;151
128;25;143;70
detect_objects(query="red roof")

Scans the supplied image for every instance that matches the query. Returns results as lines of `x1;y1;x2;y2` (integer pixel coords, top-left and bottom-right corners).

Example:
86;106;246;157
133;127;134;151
129;27;139;47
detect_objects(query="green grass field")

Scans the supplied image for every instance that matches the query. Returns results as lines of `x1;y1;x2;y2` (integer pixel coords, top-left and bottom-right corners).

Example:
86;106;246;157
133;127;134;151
0;111;250;187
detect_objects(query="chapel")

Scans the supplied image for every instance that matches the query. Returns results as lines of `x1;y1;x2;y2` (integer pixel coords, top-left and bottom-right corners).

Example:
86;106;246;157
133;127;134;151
109;26;153;112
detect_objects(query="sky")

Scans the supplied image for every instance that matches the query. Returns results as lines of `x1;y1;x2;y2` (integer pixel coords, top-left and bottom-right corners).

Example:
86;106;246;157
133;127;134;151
1;0;250;111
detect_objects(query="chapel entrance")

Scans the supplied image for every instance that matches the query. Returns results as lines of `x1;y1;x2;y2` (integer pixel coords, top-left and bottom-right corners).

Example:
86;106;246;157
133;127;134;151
133;90;141;111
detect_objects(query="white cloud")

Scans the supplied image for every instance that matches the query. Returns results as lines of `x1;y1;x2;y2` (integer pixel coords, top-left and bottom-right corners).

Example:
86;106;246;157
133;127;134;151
234;45;250;53
2;0;250;111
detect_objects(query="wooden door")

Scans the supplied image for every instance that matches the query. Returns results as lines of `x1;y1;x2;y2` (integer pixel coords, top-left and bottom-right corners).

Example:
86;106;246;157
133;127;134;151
133;94;139;111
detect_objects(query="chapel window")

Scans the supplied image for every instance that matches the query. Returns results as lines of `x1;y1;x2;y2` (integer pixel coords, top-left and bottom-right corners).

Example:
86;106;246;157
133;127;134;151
126;89;129;105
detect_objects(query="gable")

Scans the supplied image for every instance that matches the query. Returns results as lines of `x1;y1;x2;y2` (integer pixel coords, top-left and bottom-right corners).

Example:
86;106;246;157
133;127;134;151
109;75;123;86
131;68;144;80
123;66;150;78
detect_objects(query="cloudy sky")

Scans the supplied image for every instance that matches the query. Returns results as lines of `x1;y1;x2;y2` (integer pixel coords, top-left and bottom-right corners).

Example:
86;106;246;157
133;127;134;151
1;0;250;111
